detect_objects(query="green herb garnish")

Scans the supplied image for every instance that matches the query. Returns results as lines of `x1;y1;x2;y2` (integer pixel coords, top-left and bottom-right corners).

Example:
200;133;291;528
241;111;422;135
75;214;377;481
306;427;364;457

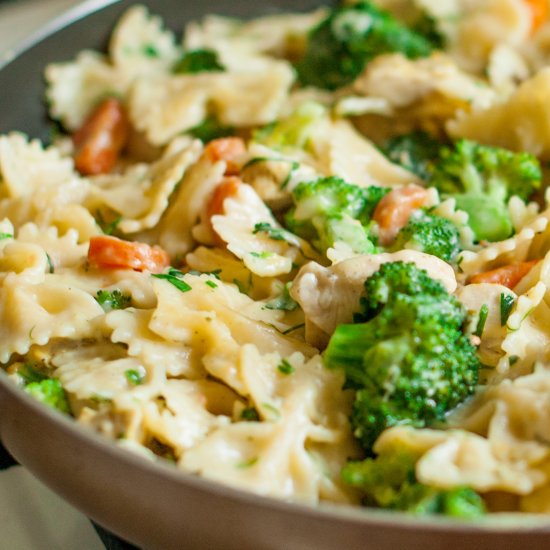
500;293;515;326
125;369;145;386
152;268;192;293
240;407;260;421
265;283;298;312
96;289;132;312
474;304;488;337
173;49;224;73
277;359;295;375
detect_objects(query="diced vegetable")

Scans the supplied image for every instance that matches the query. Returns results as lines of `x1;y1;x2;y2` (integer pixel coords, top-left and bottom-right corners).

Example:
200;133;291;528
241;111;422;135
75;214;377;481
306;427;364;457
468;261;538;289
88;236;170;273
73;97;129;176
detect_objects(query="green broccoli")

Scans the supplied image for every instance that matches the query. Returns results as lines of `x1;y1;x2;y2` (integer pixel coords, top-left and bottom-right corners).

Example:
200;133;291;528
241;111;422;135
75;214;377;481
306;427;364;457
95;289;131;312
173;48;224;74
296;1;435;90
254;101;326;150
324;262;480;452
430;139;541;242
25;379;71;414
342;452;485;517
15;362;71;414
17;362;49;385
284;176;388;254
391;209;461;262
382;131;442;181
410;13;445;50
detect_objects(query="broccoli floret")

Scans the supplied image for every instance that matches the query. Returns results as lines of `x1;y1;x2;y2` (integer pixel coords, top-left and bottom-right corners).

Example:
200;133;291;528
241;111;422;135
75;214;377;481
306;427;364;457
410;13;445;49
325;262;480;452
391;209;461;262
285;176;388;254
342;452;485;517
431;139;541;242
25;379;71;414
382;131;442;181
384;135;542;243
359;260;457;320
254;102;325;150
296;1;435;90
17;362;49;385
173;49;224;73
317;214;378;255
95;289;131;312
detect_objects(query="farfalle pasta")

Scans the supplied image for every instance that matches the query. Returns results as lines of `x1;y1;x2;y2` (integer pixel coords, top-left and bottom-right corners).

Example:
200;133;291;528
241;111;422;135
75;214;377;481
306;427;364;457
5;0;550;517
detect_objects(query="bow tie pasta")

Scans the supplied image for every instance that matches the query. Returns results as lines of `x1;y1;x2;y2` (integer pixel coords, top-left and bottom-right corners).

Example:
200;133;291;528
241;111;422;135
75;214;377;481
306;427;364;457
5;0;550;518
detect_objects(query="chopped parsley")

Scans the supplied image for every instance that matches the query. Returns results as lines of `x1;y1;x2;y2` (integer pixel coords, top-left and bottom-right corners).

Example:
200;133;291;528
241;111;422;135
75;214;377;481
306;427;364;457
95;289;132;312
277;359;295;375
261;402;281;420
233;277;252;295
500;293;515;326
240;406;260;421
125;369;145;386
187;269;222;279
142;43;160;57
205;280;218;289
0;232;13;240
173;49;224;73
236;457;259;469
252;222;299;246
249;251;273;259
45;253;55;274
265;283;298;312
474;304;488;337
95;210;122;235
152;268;192;293
241;157;300;189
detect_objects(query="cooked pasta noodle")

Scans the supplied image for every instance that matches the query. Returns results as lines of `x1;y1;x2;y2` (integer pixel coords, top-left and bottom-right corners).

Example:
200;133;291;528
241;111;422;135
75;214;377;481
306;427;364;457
5;0;550;515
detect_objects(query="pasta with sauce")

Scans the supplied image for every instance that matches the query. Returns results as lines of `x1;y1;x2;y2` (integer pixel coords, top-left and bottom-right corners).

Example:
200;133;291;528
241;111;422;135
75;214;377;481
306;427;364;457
3;0;550;516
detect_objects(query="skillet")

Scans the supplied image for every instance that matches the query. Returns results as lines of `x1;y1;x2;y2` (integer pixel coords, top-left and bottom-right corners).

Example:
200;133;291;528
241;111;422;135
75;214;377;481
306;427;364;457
1;1;550;548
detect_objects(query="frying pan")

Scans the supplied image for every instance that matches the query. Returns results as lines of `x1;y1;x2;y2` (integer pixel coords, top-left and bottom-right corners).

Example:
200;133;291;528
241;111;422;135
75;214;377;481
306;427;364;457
1;1;550;548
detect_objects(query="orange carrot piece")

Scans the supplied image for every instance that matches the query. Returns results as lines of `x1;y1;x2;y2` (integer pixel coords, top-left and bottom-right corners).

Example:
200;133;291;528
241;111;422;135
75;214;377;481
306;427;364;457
469;260;539;289
88;235;170;273
524;0;548;33
203;137;246;175
206;177;243;220
205;177;243;246
73;98;130;176
372;184;430;245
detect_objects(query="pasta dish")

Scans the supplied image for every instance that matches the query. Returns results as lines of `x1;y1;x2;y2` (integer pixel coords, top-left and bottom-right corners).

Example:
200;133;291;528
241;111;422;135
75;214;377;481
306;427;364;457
4;0;550;517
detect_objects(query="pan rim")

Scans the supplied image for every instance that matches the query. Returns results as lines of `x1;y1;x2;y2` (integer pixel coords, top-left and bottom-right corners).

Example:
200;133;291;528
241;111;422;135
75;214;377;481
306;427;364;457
0;0;549;539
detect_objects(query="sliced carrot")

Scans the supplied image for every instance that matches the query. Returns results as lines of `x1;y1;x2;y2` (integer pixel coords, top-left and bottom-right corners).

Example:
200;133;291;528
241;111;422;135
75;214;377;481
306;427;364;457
73;98;130;176
469;260;539;289
205;177;243;246
203;137;246;175
524;0;548;33
206;177;243;219
88;235;170;273
372;184;430;246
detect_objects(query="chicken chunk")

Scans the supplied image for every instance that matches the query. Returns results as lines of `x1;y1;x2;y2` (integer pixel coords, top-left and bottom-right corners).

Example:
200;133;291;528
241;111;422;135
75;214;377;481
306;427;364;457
290;250;457;348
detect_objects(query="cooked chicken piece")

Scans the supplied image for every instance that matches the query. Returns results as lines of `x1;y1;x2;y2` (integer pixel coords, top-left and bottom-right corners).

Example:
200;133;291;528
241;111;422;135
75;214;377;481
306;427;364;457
290;250;457;348
354;52;495;111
